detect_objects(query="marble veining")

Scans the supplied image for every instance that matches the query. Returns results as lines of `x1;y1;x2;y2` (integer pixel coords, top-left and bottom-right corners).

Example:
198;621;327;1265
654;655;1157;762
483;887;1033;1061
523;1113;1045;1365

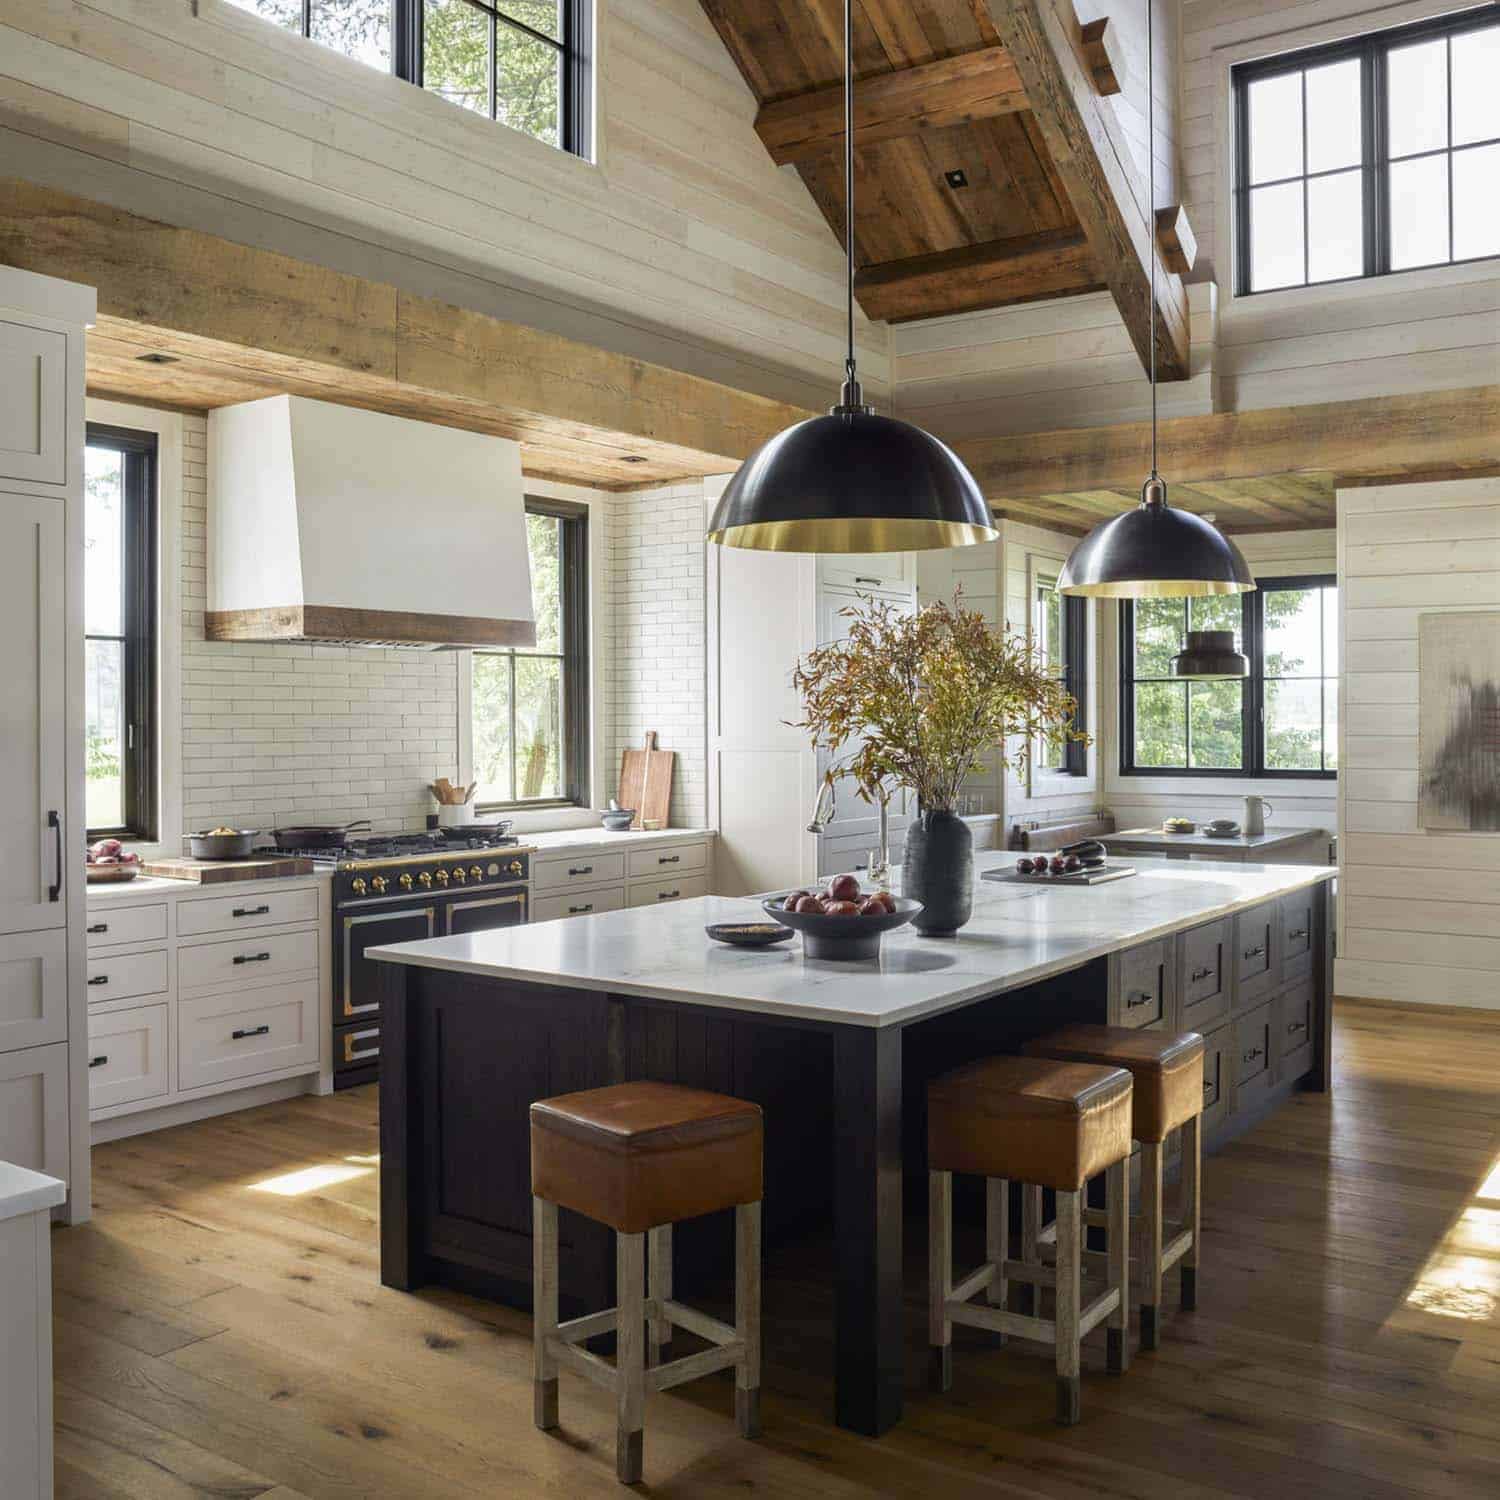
370;853;1335;1028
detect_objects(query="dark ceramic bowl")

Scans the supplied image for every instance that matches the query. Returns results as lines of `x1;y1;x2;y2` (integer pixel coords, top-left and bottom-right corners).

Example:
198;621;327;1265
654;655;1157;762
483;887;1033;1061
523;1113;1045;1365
761;895;921;961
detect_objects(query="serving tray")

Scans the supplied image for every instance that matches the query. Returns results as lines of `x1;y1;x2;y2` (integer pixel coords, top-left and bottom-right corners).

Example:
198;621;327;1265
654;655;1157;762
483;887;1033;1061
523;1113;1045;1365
983;863;1137;887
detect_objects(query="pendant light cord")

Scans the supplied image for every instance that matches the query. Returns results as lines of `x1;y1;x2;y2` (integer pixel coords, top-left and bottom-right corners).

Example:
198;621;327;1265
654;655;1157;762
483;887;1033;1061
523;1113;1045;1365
842;0;858;404
1147;0;1159;482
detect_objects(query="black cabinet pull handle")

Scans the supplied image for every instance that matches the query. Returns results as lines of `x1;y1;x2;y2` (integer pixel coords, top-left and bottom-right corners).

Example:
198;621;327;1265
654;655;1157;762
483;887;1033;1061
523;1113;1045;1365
1289;927;1308;941
89;1055;109;1069
232;904;271;918
87;922;109;934
1202;1078;1214;1095
1244;945;1265;959
658;854;680;865
1190;965;1213;982
48;810;62;902
568;903;593;914
232;1025;271;1040
659;890;680;900
854;575;881;585
568;866;593;876
1287;1019;1307;1034
233;951;272;965
1243;1046;1263;1063
1126;990;1153;1008
88;974;109;986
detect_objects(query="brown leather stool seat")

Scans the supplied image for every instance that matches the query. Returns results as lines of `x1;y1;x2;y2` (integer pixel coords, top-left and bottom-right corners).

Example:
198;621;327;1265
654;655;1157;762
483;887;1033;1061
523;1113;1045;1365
1021;1025;1205;1143
531;1081;763;1233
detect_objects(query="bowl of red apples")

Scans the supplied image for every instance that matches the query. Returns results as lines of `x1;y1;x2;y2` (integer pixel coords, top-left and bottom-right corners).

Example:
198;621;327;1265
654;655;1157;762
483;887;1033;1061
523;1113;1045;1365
763;873;920;961
86;838;142;883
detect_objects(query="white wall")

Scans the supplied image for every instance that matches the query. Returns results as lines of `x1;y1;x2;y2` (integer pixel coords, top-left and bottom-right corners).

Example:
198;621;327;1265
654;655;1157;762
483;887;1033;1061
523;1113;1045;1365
0;0;887;411
1337;474;1500;1010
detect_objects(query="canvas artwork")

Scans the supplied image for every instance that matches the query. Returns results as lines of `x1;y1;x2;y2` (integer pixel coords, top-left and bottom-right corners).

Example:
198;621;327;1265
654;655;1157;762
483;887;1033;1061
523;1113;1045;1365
1419;611;1500;832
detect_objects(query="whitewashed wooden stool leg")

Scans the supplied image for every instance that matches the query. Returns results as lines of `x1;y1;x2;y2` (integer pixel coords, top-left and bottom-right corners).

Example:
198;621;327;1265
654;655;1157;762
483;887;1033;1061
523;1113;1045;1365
1180;1115;1201;1311
1105;1158;1130;1374
647;1224;672;1367
1139;1140;1165;1350
985;1177;1009;1339
735;1200;762;1437
928;1169;954;1391
1021;1182;1043;1314
616;1231;646;1484
532;1196;559;1430
1054;1189;1082;1425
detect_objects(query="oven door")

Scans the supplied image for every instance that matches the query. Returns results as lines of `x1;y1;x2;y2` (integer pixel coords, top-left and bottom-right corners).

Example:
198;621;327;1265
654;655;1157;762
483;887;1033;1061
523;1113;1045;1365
444;887;527;936
333;901;437;1087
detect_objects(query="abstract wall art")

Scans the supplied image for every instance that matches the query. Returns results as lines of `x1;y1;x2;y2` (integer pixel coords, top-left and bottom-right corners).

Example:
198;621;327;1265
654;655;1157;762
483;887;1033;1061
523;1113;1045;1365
1419;610;1500;833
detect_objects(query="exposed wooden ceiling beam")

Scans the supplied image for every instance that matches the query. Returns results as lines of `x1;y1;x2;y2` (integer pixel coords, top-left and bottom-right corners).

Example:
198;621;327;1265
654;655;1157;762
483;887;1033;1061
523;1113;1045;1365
755;45;1029;165
855;229;1101;322
955;385;1500;501
985;0;1190;380
0;178;813;489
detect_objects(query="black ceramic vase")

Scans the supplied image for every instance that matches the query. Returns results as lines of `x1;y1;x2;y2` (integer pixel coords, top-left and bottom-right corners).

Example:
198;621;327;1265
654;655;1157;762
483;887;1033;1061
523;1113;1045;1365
904;807;973;936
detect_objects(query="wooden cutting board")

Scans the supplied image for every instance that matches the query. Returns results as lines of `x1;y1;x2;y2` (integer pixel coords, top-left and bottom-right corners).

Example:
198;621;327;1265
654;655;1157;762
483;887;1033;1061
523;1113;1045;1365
142;855;315;883
617;731;675;830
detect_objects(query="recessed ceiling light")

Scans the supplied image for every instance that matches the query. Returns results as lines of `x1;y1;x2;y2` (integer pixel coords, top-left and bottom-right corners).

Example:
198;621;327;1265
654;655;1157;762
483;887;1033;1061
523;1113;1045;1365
944;169;969;189
135;352;180;365
620;455;648;464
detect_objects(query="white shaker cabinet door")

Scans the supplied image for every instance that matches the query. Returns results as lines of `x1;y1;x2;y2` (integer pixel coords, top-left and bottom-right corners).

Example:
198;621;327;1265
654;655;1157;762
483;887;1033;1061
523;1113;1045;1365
0;492;66;933
0;319;67;487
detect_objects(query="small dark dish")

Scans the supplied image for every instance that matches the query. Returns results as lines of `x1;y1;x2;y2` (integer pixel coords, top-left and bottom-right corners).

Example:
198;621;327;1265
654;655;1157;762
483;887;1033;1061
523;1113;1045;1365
439;820;513;841
706;921;794;948
761;896;921;961
188;829;258;860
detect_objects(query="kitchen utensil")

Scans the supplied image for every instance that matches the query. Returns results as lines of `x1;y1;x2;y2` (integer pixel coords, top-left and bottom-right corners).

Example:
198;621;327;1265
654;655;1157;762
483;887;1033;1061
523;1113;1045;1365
269;819;372;852
188;829;258;860
437;802;475;828
85;864;139;884
618;732;674;831
987;863;1137;887
762;895;920;961
1243;795;1273;836
601;808;635;832
705;921;794;948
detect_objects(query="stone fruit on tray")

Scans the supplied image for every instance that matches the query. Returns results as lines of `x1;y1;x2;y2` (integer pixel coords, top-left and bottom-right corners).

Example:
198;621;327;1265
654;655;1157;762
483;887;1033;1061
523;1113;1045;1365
824;900;859;916
1016;857;1035;875
827;872;862;903
783;890;810;911
793;894;822;914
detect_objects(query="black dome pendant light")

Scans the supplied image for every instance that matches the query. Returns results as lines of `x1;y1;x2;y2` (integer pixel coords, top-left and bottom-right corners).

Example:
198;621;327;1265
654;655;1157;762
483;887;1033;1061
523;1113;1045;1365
1058;2;1253;602
706;0;997;554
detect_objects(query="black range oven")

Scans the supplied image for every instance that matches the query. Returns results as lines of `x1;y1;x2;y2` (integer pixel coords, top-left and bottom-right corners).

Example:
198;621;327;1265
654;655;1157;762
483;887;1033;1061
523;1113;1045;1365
330;838;530;1088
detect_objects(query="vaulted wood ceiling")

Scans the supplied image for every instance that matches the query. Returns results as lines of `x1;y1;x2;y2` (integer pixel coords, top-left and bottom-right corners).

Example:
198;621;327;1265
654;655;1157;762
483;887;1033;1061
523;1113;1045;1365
700;0;1191;379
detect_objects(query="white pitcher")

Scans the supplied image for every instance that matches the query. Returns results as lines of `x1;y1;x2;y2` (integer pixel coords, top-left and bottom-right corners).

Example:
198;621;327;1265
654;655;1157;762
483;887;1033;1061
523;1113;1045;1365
1243;795;1273;836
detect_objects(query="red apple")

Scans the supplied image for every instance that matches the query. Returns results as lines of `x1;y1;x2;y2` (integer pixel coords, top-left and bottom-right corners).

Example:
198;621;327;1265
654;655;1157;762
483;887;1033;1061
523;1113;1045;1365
824;900;859;917
858;895;888;916
783;890;809;911
793;894;822;915
828;872;862;903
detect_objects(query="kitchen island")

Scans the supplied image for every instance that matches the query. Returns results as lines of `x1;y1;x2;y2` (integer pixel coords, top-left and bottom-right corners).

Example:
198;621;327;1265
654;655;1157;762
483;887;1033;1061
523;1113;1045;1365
373;853;1335;1437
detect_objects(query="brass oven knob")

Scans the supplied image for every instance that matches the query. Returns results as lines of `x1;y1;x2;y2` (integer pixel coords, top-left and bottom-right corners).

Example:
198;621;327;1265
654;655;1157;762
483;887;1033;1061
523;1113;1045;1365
507;859;523;877
398;873;413;891
451;866;466;882
418;871;432;888
371;875;388;894
470;865;483;880
434;869;449;886
351;877;367;895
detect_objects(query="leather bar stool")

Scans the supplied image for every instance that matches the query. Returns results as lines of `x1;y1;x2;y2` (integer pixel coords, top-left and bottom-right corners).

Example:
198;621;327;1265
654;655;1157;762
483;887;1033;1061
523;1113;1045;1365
530;1081;763;1485
927;1055;1134;1424
1023;1025;1205;1349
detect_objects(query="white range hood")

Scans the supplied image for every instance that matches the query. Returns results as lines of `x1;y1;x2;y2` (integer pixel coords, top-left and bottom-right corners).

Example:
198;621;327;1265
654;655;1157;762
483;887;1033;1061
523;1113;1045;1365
206;395;535;649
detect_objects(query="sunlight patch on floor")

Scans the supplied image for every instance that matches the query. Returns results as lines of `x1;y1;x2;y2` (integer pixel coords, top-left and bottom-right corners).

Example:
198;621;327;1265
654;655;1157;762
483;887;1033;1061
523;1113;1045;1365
247;1162;374;1197
1399;1152;1500;1325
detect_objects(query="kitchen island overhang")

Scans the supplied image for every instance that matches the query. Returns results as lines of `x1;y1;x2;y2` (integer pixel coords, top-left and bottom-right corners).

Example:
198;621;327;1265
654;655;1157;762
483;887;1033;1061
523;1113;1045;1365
371;854;1336;1439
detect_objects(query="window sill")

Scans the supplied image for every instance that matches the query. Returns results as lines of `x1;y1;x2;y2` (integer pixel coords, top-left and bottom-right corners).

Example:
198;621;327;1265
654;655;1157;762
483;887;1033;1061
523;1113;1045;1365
1226;253;1500;316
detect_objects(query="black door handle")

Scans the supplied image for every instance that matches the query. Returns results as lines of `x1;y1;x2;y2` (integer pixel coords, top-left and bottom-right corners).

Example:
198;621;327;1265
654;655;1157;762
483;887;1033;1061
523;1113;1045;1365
568;903;593;914
233;952;272;965
232;1025;271;1040
568;866;593;876
1243;1046;1263;1063
1244;945;1265;959
89;1055;109;1068
658;854;681;865
1287;1019;1307;1034
48;810;62;902
88;974;109;986
1126;990;1154;1008
1190;965;1213;982
232;904;271;918
87;922;109;934
1289;927;1308;941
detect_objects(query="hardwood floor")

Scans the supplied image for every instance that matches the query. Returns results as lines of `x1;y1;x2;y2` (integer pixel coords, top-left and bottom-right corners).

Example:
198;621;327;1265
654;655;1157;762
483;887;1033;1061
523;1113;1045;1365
53;999;1500;1499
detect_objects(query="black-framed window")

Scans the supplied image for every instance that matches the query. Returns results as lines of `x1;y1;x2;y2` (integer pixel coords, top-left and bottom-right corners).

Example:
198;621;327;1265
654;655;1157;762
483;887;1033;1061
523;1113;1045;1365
1120;576;1338;779
1233;7;1500;294
84;426;158;840
472;500;589;808
1033;566;1088;778
226;0;591;155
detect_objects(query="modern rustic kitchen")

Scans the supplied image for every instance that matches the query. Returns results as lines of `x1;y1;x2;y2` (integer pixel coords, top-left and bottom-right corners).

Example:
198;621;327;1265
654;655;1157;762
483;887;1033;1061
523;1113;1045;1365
2;1;1499;1496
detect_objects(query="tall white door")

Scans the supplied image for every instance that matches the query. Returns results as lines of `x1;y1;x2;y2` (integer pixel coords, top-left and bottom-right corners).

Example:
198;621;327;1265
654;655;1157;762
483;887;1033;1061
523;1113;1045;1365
0;493;66;933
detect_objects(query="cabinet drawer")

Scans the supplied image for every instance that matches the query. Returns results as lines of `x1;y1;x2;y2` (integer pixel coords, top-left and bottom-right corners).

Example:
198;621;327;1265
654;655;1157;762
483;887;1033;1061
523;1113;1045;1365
1179;919;1230;1032
176;885;319;936
179;980;318;1092
178;929;319;994
627;842;707;880
85;902;167;949
1279;891;1314;980
0;1041;69;1183
1234;1002;1273;1090
533;852;626;893
531;885;627;924
628;875;709;908
1200;1025;1229;1137
1117;939;1167;1028
1234;904;1275;1002
0;319;67;486
1278;979;1315;1079
0;928;67;1051
87;1003;168;1111
86;948;168;1004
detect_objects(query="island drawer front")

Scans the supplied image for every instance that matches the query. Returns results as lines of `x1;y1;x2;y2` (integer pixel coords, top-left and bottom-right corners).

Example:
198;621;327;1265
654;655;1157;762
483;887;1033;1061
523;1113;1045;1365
1118;940;1167;1029
533;853;626;893
628;875;709;908
336;1021;381;1071
86;903;168;949
1234;904;1275;1000
87;1002;169;1110
1200;1024;1229;1137
179;980;318;1091
178;929;319;994
1234;1002;1273;1091
86;948;169;1005
531;886;627;924
627;842;707;880
1179;919;1230;1030
1279;891;1314;980
177;886;320;937
1278;979;1314;1076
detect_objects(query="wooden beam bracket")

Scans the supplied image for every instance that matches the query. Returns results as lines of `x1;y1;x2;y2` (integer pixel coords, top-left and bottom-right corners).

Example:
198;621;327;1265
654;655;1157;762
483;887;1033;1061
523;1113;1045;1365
1155;204;1197;277
1079;17;1125;96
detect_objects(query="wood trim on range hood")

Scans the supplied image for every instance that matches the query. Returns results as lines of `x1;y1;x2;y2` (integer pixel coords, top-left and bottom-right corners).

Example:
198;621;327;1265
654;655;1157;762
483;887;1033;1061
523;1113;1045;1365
204;605;537;649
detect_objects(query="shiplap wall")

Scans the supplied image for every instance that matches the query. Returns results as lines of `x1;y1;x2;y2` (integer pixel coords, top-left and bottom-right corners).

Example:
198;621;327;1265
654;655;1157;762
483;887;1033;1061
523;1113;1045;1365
0;0;886;411
1337;475;1500;1010
1099;529;1339;833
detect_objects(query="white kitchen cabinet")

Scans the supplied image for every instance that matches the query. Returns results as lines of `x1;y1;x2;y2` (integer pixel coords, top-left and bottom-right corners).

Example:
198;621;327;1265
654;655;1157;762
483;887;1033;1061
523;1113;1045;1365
86;1003;169;1111
529;835;712;924
817;552;916;592
0;931;67;1054
0;1043;70;1183
178;980;319;1092
0;318;67;488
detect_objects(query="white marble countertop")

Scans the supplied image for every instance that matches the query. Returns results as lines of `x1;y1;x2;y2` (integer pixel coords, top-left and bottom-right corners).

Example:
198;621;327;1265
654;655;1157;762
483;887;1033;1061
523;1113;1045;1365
86;872;328;904
524;827;712;856
1103;827;1328;851
0;1160;66;1222
370;852;1335;1029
